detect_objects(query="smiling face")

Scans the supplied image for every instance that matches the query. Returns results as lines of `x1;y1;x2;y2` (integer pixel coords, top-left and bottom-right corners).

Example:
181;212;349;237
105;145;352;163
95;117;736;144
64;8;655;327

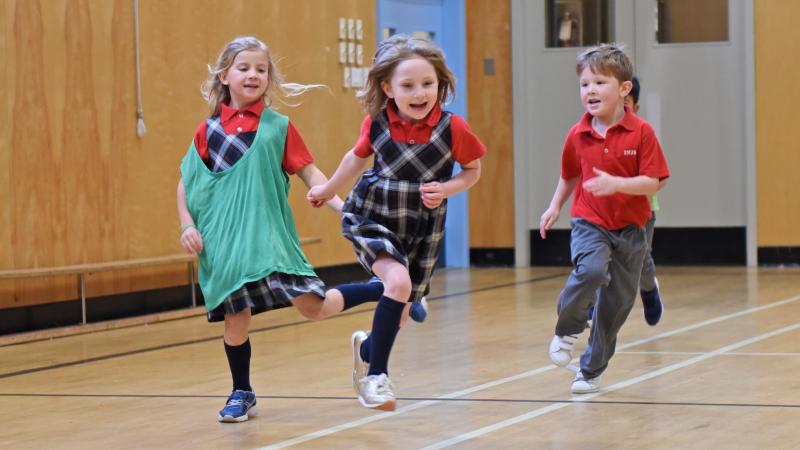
579;66;631;124
219;49;270;109
381;56;439;123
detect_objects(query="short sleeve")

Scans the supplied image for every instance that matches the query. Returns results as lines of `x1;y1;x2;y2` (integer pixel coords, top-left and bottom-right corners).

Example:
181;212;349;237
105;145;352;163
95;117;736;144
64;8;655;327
449;115;486;165
638;123;670;180
561;129;581;180
282;121;314;175
352;115;374;158
193;121;209;160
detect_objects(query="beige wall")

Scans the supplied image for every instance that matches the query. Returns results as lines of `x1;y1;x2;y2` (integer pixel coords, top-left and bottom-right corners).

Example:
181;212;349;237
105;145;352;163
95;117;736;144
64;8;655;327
0;0;374;307
755;0;800;246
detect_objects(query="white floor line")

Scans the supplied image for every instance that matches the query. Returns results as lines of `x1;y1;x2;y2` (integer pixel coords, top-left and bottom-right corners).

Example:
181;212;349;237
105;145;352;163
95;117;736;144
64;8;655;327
255;293;800;450
618;351;800;356
420;322;800;450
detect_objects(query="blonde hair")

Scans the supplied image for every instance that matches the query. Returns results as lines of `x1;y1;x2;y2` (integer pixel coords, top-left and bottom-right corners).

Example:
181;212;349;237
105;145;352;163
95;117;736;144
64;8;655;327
201;36;324;116
575;43;633;83
357;34;456;118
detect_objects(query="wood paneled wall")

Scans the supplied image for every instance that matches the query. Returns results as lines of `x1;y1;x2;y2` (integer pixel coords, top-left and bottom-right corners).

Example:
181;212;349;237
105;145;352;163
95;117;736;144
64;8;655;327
465;0;514;248
755;1;800;246
0;0;374;308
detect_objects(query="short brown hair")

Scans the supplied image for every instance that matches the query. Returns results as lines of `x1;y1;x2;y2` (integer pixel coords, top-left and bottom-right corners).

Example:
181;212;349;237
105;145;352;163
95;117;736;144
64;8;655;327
575;43;633;83
357;34;456;118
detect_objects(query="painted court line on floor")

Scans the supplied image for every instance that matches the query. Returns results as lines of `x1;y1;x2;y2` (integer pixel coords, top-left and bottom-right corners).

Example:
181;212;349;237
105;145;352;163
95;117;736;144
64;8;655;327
255;293;800;449
420;321;800;449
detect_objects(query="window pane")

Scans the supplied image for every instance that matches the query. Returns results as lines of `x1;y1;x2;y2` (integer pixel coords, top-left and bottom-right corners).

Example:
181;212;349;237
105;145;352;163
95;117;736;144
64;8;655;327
546;0;613;48
656;0;728;43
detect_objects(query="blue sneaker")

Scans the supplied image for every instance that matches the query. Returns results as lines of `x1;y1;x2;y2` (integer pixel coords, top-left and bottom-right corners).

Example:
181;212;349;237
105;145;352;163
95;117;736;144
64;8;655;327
218;390;258;423
409;297;428;323
641;278;663;326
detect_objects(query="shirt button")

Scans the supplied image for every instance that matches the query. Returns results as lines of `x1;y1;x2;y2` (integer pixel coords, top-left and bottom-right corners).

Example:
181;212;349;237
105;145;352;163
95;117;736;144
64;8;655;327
409;139;415;144
238;113;244;118
237;127;243;132
604;148;609;153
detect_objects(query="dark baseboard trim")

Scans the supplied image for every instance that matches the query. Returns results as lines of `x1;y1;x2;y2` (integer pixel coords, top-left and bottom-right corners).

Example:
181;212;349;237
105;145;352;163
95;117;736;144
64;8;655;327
758;247;800;266
0;263;372;336
530;226;748;266
470;248;515;267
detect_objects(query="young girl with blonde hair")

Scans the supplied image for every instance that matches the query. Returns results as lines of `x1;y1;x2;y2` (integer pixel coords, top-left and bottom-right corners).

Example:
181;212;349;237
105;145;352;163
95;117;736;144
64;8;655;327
177;36;384;422
308;34;486;411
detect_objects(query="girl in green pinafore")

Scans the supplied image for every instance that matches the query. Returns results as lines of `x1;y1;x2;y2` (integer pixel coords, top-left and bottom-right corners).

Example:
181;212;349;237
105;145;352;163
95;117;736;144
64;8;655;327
176;36;385;423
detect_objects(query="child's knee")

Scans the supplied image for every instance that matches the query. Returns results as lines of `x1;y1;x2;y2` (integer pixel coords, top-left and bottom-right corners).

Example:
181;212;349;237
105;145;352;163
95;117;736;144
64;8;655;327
382;273;412;301
576;265;608;287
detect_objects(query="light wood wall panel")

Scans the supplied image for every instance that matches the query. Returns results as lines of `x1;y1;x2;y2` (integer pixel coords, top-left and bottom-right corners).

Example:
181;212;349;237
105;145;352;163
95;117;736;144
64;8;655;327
755;1;800;246
466;0;514;248
0;0;374;308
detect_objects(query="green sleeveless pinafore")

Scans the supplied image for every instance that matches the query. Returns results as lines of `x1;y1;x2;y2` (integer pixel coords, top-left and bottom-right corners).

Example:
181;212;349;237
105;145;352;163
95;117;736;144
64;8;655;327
180;108;316;312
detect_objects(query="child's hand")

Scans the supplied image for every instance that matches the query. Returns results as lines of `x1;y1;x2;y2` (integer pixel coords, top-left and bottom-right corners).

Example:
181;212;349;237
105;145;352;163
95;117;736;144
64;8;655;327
180;226;204;255
539;206;560;239
420;182;446;209
583;168;619;196
307;184;333;208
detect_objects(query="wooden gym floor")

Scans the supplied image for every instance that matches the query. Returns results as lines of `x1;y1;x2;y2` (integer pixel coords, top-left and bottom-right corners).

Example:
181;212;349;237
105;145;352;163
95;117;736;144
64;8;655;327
1;266;799;449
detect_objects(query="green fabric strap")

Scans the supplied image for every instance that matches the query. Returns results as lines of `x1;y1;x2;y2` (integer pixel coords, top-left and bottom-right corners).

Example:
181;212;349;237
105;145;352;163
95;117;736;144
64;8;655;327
180;108;316;312
649;195;660;212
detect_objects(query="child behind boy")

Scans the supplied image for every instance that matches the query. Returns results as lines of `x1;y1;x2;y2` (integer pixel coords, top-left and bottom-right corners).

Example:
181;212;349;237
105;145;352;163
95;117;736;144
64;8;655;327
539;44;669;393
624;77;664;326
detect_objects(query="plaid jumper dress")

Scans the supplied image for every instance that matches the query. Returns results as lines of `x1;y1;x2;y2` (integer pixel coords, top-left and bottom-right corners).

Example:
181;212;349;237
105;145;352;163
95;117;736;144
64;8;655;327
202;115;325;322
342;108;454;303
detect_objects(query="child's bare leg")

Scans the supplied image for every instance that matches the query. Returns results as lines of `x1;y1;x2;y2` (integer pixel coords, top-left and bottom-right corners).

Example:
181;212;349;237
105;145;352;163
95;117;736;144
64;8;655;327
293;290;344;320
224;309;252;345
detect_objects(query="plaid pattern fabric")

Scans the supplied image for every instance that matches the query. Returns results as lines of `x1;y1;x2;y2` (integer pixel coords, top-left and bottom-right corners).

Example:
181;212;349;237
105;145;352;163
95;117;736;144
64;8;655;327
207;272;326;322
204;117;323;322
342;109;454;303
205;116;257;172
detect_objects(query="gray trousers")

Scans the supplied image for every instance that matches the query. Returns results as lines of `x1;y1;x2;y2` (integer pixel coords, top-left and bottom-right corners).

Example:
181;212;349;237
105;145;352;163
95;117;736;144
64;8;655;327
555;219;648;379
639;212;657;292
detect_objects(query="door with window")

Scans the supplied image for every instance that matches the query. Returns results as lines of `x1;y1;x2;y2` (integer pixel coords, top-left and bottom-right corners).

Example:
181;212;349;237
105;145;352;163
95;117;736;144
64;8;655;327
512;0;751;265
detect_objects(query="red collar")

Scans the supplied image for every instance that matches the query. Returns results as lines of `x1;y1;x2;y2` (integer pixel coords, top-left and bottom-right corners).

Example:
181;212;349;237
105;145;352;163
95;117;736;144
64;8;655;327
576;106;637;134
220;99;265;122
386;100;442;127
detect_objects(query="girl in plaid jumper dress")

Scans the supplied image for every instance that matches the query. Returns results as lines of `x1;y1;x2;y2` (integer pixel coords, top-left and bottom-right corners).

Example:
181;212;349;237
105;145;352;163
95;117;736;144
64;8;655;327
308;35;486;411
177;36;385;423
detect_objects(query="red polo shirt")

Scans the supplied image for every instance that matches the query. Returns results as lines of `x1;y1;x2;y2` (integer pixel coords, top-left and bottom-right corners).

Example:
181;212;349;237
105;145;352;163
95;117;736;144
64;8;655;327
193;100;313;174
353;101;486;165
562;109;670;230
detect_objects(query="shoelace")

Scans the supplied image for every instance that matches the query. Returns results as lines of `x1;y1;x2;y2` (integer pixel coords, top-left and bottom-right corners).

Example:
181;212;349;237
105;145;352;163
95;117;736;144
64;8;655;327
374;376;394;395
557;334;578;350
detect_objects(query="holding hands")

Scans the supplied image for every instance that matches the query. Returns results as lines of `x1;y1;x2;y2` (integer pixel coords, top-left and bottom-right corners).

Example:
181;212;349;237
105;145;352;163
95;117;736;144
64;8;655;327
307;184;335;208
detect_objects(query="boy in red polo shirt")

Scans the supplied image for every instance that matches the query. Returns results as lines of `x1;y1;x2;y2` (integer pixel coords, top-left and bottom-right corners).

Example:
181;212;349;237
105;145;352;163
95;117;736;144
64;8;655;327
539;44;669;393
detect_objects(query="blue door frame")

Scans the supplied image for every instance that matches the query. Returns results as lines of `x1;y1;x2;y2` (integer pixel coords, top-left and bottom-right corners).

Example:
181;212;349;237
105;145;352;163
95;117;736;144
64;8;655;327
376;0;469;267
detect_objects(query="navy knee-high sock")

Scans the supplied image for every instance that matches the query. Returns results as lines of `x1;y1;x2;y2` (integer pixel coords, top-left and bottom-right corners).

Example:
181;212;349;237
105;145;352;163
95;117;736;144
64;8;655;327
360;335;371;363
366;296;405;376
337;282;384;311
224;339;252;392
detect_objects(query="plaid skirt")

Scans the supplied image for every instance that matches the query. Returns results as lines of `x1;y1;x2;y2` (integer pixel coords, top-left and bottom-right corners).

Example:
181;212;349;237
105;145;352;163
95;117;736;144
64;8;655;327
342;175;447;303
206;272;326;322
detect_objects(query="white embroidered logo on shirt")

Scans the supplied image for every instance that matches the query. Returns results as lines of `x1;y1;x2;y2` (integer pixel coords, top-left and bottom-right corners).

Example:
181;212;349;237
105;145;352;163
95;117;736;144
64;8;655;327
623;149;637;156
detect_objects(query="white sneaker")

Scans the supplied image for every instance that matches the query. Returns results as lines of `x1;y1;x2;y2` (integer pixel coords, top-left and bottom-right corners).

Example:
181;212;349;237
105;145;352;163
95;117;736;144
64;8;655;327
549;334;578;367
356;373;396;411
571;372;602;394
351;330;369;393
